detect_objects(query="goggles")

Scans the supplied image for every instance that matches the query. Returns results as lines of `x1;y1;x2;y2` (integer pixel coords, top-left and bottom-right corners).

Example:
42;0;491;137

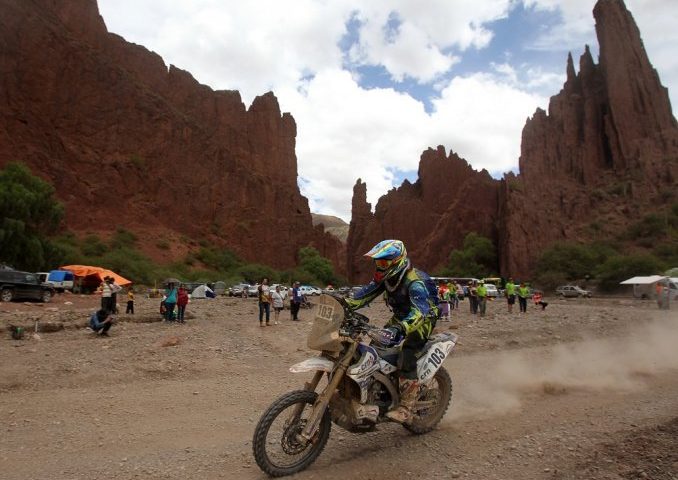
374;258;394;270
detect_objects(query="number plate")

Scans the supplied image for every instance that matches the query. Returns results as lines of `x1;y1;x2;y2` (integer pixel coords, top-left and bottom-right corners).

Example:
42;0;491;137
316;304;334;321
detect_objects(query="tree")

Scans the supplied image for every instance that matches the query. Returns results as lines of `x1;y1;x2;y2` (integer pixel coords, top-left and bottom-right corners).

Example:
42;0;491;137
595;254;666;292
298;246;336;285
443;232;497;278
0;163;64;270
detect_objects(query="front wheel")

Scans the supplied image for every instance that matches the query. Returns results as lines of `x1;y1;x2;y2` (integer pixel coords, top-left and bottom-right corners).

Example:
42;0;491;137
1;289;13;302
252;390;331;477
403;366;453;434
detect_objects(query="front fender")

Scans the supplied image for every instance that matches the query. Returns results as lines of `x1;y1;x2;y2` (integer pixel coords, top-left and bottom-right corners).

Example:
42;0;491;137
289;357;335;373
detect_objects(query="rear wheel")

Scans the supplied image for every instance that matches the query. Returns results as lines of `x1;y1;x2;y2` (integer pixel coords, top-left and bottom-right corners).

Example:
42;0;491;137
252;390;331;477
41;290;52;303
1;289;13;302
403;366;452;434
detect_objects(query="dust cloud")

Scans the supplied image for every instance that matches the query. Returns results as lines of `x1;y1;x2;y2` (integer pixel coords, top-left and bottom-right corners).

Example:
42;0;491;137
447;315;678;421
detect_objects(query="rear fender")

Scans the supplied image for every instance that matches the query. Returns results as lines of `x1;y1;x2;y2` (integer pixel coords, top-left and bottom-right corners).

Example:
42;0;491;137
289;357;335;374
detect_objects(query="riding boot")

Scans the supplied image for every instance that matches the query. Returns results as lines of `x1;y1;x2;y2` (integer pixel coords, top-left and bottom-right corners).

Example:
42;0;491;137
386;377;419;424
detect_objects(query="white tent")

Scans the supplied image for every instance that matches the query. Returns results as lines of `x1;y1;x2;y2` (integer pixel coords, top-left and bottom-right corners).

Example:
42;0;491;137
620;275;667;299
191;284;214;299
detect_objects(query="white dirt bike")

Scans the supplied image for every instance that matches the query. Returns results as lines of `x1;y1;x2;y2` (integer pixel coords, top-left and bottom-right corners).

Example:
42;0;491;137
252;294;458;477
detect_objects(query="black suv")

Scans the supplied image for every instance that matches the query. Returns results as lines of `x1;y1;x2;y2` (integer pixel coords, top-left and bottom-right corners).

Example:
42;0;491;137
0;269;55;303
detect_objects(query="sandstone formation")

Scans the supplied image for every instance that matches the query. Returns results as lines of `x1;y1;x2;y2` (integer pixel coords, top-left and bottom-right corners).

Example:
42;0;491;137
499;0;678;278
347;147;500;283
0;0;343;271
311;214;350;243
347;0;677;283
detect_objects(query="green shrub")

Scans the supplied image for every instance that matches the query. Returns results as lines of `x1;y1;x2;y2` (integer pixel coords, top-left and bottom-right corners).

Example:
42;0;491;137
298;247;337;285
625;214;669;241
595;254;666;292
535;241;615;281
81;234;107;257
195;247;241;272
110;228;137;248
442;232;497;278
0;163;64;270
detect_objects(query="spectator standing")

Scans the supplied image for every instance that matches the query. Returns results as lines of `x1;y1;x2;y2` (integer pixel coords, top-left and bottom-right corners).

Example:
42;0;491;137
290;281;301;321
164;282;178;322
258;278;272;327
517;282;529;313
271;285;284;325
505;278;516;313
90;309;113;336
438;282;450;320
532;291;548;310
469;281;479;314
177;285;189;322
100;278;112;312
108;277;122;314
477;280;488;317
126;288;134;314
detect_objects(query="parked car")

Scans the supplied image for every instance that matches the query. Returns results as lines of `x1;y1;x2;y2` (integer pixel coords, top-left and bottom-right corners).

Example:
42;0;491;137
0;269;54;303
299;285;316;296
337;287;351;297
310;286;322;295
247;284;260;297
555;285;591;298
229;283;250;297
485;284;499;298
322;286;335;294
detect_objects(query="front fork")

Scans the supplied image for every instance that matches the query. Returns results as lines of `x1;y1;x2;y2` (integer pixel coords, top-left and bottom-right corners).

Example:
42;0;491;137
297;342;358;442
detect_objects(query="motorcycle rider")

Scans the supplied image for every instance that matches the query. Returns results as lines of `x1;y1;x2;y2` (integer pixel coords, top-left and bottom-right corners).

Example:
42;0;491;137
345;239;439;424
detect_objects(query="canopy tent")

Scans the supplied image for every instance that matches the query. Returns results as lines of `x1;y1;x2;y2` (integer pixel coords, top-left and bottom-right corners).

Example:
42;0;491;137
191;284;214;299
60;265;132;286
620;275;668;299
619;275;666;285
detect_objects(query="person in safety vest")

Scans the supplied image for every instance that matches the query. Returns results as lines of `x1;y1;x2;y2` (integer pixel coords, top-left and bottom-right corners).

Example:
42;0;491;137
345;240;440;424
477;280;488;317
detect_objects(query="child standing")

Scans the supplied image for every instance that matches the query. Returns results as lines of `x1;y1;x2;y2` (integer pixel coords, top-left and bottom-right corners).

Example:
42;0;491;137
126;289;135;314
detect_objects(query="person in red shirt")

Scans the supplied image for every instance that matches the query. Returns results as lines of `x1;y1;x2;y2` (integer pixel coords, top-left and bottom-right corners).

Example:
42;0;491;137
177;285;190;323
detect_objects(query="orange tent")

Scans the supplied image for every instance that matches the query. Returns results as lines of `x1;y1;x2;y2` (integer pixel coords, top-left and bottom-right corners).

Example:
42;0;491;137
60;265;132;286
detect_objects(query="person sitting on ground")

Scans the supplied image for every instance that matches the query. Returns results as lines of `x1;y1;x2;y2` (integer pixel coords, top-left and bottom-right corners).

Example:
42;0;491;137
532;291;548;310
90;309;114;336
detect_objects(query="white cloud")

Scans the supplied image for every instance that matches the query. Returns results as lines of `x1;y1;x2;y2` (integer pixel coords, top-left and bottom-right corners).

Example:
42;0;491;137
428;73;547;175
96;0;677;222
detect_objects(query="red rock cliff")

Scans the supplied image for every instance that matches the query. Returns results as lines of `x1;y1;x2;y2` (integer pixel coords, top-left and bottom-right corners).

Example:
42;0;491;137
499;0;678;278
347;147;499;283
0;0;344;270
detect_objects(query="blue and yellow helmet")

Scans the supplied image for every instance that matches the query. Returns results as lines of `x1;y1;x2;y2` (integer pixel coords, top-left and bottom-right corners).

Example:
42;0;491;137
364;240;409;283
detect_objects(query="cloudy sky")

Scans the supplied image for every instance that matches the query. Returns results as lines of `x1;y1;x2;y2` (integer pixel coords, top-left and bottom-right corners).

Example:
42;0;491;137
98;0;677;221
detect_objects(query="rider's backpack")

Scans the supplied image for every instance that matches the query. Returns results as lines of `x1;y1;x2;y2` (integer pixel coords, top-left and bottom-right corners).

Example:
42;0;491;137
414;269;440;311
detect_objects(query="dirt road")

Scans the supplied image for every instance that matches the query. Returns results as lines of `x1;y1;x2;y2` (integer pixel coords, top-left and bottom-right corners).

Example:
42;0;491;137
1;295;677;479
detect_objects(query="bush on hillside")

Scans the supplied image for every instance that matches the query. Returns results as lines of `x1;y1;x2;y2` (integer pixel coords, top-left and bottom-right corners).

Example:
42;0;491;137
0;163;65;270
595;254;666;292
442;232;497;278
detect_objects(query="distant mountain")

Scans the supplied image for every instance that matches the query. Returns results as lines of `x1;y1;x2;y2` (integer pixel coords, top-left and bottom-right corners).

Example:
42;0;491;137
0;0;344;272
346;0;678;282
312;214;349;243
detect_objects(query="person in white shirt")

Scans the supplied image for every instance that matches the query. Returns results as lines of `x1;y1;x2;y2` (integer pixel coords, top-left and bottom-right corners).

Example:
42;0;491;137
271;285;284;325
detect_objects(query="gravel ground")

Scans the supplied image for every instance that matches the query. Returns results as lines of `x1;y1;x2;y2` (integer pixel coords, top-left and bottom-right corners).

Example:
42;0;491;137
1;293;677;479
